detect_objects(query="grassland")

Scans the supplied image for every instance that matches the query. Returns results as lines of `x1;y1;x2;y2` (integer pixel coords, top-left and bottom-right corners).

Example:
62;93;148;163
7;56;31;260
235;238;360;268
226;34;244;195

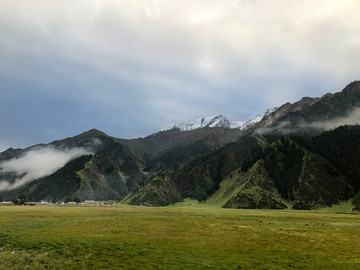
0;205;359;269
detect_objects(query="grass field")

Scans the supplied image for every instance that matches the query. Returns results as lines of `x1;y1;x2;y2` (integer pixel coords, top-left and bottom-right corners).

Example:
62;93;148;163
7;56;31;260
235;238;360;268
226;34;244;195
0;205;359;269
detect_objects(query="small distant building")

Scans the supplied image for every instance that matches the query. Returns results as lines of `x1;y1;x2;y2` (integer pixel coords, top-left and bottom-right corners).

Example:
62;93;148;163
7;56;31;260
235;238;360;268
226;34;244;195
68;202;77;205
38;201;51;205
0;201;15;206
84;200;95;204
23;202;37;206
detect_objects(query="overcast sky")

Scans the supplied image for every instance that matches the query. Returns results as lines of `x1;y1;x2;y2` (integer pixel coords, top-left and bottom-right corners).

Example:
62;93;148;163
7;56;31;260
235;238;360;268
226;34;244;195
1;0;360;151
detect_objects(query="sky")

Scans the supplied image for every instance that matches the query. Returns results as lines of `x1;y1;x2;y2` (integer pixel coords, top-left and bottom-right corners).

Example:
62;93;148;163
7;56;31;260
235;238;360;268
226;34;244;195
1;0;360;151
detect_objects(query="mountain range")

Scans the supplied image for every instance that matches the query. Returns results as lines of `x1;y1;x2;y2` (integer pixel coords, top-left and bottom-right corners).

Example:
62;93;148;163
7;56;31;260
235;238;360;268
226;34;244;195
161;107;277;132
1;81;360;210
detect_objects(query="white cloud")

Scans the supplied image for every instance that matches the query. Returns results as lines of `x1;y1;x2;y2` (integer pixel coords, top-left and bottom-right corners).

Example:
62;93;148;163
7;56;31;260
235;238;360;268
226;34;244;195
258;106;360;135
2;1;359;85
0;146;91;190
310;107;360;131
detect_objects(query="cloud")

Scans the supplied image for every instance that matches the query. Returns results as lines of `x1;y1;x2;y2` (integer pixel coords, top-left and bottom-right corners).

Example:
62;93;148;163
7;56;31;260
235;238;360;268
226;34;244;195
0;146;91;191
91;138;102;147
258;107;360;135
1;1;360;147
309;107;360;130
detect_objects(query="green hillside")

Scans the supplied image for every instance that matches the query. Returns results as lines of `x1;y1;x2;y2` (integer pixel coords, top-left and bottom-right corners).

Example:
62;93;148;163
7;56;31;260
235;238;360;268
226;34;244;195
126;125;360;210
125;134;269;206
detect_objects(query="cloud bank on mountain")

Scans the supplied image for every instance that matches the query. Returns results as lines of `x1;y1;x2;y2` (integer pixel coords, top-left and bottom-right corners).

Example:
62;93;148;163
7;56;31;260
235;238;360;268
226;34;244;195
258;106;360;135
0;146;91;191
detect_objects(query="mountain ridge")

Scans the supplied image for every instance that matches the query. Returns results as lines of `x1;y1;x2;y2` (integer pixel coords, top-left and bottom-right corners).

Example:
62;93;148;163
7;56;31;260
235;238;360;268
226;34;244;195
251;80;360;136
161;108;277;132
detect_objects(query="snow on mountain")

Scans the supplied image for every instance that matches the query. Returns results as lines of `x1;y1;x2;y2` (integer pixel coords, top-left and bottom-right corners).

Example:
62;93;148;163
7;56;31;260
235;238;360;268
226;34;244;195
162;108;277;132
236;107;277;130
162;115;230;132
230;121;244;129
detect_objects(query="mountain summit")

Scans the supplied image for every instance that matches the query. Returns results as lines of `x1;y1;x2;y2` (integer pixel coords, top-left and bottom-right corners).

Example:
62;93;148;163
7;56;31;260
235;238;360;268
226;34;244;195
162;115;230;131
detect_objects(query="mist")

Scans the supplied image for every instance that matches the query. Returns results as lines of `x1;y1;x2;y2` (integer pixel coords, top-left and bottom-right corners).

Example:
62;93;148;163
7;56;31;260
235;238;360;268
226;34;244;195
309;107;360;130
258;107;360;135
0;146;91;191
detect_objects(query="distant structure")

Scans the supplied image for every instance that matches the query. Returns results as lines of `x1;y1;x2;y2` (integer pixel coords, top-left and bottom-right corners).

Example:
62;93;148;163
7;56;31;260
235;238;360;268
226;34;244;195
85;200;95;204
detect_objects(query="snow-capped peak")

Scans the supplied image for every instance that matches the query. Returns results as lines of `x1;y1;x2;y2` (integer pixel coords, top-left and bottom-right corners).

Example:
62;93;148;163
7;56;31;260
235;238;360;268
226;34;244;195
162;115;230;132
161;108;277;132
235;107;277;130
230;121;245;129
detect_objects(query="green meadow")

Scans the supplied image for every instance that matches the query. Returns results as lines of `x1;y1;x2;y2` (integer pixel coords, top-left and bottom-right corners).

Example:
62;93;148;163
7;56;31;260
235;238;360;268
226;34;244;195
0;205;359;269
